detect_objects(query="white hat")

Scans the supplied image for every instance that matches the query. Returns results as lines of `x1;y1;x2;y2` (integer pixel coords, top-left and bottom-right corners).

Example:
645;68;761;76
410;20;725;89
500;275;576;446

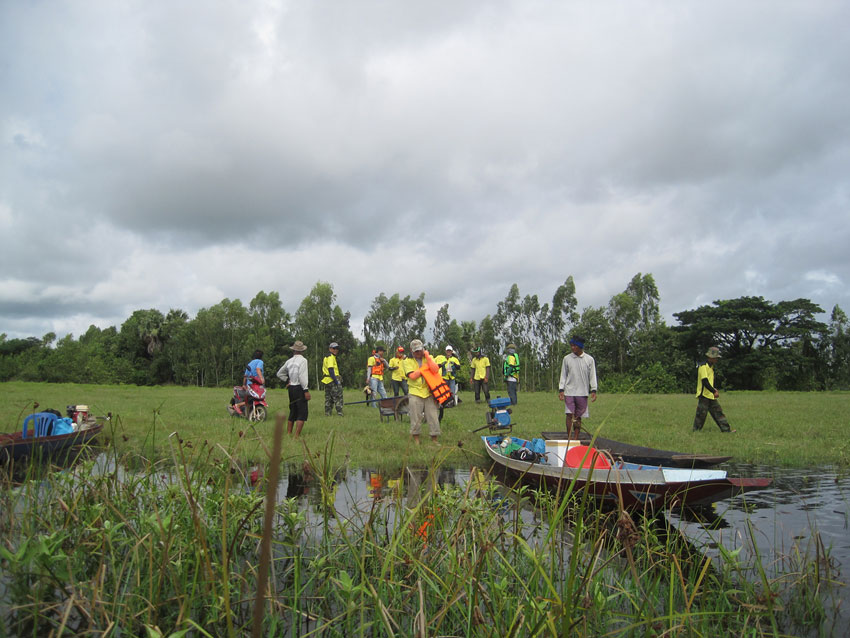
445;345;454;351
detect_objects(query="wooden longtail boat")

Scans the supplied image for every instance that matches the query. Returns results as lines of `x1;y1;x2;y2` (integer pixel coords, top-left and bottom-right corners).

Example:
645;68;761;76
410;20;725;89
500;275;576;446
541;431;732;468
484;435;770;510
0;418;104;465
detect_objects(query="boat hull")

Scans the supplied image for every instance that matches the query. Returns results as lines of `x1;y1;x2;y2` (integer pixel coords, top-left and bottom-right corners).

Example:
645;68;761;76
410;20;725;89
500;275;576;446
0;424;103;464
485;436;769;510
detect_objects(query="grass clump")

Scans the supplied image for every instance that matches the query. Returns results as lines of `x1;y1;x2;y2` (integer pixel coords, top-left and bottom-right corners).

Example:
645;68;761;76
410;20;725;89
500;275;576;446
0;432;843;636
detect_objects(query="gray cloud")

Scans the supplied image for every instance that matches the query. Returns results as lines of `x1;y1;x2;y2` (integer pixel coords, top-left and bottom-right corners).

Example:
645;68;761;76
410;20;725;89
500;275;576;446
2;1;849;338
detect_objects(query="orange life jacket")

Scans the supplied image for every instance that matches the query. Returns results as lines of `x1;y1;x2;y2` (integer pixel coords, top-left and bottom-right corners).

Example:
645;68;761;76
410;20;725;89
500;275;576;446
371;354;385;377
420;354;453;406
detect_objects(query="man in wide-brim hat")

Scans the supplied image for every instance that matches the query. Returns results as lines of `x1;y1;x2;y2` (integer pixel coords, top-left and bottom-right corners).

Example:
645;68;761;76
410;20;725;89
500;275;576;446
277;341;311;438
693;346;736;433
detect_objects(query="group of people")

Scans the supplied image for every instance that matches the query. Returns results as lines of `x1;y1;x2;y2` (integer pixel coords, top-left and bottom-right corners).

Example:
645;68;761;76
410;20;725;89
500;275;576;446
361;344;512;408
236;334;736;444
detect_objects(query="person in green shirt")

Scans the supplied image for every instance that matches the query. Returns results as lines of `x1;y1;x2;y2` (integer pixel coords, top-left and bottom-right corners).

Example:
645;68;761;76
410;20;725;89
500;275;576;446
693;346;735;433
503;343;520;405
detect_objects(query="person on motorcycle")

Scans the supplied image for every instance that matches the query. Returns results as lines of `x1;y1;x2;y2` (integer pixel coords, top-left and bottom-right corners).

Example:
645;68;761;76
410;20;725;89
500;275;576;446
232;350;265;416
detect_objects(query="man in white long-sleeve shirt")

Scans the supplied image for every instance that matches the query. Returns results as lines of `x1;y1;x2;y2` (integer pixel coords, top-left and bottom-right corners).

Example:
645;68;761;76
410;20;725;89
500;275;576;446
557;336;597;438
277;340;311;438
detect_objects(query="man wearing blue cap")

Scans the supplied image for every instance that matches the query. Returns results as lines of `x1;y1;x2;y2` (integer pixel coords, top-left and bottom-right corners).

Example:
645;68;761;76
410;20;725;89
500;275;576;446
557;336;597;438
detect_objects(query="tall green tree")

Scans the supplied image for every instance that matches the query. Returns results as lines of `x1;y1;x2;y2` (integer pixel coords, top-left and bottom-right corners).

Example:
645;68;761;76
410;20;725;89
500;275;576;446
363;292;427;351
293;282;356;389
825;305;850;389
674;296;826;390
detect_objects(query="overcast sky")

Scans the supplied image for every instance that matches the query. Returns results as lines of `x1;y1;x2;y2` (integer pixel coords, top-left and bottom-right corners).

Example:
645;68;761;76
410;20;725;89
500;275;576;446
2;1;848;342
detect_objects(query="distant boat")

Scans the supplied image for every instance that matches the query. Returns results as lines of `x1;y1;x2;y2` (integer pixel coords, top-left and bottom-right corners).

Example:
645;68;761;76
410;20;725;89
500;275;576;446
541;431;732;468
1;411;104;465
484;434;770;510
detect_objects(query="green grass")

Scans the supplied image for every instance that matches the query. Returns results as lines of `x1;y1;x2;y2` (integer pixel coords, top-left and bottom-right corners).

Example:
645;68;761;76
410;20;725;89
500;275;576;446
3;381;849;468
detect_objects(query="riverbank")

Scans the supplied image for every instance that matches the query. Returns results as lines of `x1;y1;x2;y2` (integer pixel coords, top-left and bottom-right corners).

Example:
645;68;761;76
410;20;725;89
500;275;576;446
4;382;848;469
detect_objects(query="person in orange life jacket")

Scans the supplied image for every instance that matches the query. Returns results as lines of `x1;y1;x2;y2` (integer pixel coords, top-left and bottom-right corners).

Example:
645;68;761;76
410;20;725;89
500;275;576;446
388;346;409;397
366;346;389;407
232;349;264;416
434;345;461;421
402;339;441;445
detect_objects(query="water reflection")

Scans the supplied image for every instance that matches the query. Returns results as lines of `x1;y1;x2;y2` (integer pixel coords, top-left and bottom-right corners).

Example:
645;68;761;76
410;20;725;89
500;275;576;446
275;460;849;633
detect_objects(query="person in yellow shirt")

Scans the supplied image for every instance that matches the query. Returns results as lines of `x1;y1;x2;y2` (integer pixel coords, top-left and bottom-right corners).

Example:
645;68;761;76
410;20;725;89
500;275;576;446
434;345;461;406
321;342;343;416
402;339;441;445
469;347;491;403
366;346;389;408
388;347;408;396
693;346;736;433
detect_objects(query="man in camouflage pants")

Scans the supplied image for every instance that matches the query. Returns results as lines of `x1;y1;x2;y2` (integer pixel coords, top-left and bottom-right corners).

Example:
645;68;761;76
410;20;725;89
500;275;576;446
693;346;735;433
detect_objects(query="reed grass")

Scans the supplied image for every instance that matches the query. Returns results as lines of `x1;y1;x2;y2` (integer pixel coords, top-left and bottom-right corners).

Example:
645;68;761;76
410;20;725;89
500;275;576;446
0;430;843;636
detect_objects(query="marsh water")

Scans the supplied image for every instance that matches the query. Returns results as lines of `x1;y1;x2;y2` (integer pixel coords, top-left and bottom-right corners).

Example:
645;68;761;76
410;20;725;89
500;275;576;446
7;454;848;633
278;460;850;632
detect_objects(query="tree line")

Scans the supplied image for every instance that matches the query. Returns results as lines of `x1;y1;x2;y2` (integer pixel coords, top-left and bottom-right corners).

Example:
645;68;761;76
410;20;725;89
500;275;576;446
2;275;849;393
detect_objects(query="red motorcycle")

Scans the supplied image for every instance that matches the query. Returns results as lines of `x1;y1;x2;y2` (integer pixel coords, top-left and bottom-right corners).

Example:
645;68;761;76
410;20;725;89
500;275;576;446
228;379;268;421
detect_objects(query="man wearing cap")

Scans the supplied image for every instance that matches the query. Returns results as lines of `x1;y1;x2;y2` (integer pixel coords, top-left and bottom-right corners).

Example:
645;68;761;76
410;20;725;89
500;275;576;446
402;339;441;444
366;346;389;407
434;345;461;406
277;341;311;438
469;347;491;403
557;336;597;438
693;346;736;433
321;342;343;417
503;343;520;405
388;347;408;397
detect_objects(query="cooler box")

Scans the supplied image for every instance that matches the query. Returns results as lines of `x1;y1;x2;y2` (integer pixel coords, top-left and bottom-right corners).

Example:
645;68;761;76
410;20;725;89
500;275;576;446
545;439;581;467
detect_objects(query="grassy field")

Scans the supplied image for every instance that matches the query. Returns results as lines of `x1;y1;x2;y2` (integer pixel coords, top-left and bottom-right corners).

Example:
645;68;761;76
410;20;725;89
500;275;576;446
3;381;849;468
2;381;846;635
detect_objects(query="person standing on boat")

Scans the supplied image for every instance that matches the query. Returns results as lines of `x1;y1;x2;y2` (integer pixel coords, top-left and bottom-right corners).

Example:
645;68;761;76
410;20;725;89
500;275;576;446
402;339;441;445
277;341;311;438
693;346;736;433
557;336;597;438
366;346;389;407
503;343;520;405
469;347;491;403
321;342;343;417
388;347;409;397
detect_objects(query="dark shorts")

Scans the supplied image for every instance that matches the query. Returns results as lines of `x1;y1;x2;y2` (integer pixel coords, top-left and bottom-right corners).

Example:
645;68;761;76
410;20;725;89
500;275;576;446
288;385;309;422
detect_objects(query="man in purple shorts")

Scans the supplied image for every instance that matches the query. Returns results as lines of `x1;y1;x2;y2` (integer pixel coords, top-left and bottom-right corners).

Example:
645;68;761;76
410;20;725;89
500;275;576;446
557;336;598;438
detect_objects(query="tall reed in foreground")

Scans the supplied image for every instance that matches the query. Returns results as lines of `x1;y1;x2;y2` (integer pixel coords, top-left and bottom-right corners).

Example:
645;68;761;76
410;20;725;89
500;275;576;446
0;434;842;636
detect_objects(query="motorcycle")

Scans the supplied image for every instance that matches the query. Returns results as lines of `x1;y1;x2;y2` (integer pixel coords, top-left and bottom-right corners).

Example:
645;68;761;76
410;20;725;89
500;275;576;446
228;379;268;421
